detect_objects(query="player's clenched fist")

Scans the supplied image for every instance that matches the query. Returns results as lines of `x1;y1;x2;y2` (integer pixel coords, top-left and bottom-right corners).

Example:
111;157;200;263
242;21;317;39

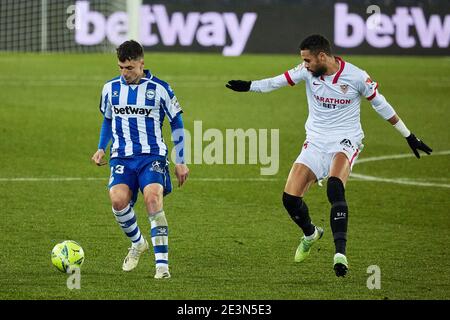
91;149;107;166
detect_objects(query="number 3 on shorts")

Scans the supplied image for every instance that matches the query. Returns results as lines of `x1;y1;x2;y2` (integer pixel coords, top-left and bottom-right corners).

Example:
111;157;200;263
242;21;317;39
109;165;125;185
108;164;125;185
111;165;125;174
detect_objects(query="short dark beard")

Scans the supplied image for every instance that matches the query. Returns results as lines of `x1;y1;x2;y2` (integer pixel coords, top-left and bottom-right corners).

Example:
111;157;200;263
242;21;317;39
312;65;327;77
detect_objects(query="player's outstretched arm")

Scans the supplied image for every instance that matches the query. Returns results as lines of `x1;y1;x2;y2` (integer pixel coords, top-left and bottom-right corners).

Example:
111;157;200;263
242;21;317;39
226;69;299;93
388;115;433;159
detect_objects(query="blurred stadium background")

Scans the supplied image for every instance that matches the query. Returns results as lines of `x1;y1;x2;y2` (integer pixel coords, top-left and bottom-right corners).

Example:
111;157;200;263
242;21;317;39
0;0;449;300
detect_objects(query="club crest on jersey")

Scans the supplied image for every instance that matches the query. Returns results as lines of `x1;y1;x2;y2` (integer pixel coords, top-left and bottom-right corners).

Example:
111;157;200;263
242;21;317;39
145;89;155;100
340;84;348;94
112;91;119;97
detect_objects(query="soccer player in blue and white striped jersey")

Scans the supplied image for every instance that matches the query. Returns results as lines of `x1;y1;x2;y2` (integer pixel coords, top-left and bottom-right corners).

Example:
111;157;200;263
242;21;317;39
91;40;189;279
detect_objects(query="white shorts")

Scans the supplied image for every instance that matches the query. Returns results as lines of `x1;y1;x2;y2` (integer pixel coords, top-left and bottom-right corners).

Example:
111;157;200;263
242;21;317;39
294;137;363;181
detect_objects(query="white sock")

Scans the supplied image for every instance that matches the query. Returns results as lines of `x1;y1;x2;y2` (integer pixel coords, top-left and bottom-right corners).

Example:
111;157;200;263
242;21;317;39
305;227;317;241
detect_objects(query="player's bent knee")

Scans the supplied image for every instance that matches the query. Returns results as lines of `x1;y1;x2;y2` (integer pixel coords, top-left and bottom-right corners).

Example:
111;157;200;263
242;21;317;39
144;188;163;214
109;189;131;211
327;176;346;204
110;193;131;211
111;197;130;212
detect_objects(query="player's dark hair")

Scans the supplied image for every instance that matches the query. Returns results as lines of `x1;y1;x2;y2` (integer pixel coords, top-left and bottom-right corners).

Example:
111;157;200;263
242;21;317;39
116;40;144;62
299;35;332;56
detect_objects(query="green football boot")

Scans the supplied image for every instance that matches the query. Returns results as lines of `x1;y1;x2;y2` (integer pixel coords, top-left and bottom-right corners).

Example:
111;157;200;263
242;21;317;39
294;227;324;262
333;253;349;277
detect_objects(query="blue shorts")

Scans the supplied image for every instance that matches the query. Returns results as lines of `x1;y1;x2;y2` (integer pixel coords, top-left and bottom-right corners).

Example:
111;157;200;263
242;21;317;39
108;155;172;207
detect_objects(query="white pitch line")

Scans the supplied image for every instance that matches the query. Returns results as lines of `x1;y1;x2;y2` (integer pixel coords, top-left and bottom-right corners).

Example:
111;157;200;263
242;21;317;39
351;150;450;188
350;173;450;188
356;150;450;163
0;151;448;187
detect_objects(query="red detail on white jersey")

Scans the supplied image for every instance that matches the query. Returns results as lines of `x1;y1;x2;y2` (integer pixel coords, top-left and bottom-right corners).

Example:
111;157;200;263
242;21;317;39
332;57;346;84
303;141;309;149
349;148;359;165
367;83;379;101
284;71;295;86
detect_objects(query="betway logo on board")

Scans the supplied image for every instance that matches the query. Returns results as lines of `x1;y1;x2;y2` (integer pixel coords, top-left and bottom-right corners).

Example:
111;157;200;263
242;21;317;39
74;1;257;56
335;3;450;48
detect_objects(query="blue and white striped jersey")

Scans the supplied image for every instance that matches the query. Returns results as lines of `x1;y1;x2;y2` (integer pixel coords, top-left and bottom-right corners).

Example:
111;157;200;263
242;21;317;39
99;70;182;158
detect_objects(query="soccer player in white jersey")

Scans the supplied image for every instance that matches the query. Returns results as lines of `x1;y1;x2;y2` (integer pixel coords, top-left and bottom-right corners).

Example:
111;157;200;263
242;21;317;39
226;34;432;277
91;40;189;279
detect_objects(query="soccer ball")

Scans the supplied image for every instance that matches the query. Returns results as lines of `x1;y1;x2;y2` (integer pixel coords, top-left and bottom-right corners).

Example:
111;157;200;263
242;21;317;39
51;240;85;273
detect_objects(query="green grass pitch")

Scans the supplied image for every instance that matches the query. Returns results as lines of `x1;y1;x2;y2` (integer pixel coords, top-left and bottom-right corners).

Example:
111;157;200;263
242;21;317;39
0;52;449;299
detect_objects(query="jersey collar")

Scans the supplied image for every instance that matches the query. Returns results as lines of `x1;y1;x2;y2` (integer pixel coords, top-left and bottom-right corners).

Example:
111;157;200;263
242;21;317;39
332;56;345;84
143;69;152;79
319;57;345;82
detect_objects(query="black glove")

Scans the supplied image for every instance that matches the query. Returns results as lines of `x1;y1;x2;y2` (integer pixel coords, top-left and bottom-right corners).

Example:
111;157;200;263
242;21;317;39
226;80;251;92
406;133;432;158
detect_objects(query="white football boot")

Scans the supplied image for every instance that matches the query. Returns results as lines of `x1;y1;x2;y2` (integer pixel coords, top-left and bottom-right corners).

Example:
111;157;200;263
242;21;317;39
154;266;171;279
122;239;149;272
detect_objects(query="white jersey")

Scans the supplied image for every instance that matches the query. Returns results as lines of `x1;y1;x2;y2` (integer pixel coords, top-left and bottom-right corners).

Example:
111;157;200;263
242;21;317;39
99;70;182;158
250;57;395;143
